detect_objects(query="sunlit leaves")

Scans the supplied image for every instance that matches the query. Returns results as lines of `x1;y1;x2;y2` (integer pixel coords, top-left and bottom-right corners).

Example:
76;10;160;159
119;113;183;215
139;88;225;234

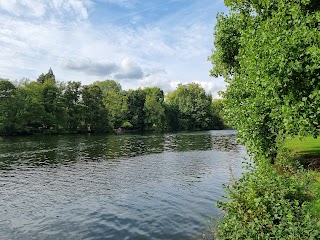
165;83;215;130
212;0;320;161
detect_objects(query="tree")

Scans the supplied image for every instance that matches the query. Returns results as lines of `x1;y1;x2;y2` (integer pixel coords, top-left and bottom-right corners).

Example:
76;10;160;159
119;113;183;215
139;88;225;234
94;79;122;93
166;83;213;130
5;78;67;135
37;68;56;84
125;89;146;131
46;68;55;81
143;87;165;131
210;13;241;79
17;81;47;133
210;3;320;239
81;84;110;133
42;79;66;132
210;99;225;130
0;79;18;134
94;80;127;129
63;81;83;132
210;0;320;162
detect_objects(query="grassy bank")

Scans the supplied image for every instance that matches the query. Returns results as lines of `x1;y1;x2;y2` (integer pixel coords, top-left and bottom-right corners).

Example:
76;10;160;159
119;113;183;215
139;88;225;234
285;136;320;157
285;136;320;218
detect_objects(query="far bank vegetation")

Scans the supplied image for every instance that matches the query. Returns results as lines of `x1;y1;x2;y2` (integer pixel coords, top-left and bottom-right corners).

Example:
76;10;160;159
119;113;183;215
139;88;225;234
0;69;225;135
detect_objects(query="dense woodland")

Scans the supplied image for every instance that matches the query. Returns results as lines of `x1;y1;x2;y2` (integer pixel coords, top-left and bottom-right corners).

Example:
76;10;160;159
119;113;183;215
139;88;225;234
0;69;224;135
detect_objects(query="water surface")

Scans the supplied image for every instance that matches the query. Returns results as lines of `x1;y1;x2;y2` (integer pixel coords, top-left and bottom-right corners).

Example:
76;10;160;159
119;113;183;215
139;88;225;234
0;130;247;239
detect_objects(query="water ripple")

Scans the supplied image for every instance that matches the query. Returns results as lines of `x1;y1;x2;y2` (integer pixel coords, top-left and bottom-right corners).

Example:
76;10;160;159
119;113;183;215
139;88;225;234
0;130;247;239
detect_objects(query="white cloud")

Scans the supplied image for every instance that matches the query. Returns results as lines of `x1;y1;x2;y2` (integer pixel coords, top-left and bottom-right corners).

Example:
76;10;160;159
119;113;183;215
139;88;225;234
0;0;91;20
0;0;227;97
193;80;226;99
63;58;144;79
0;0;47;17
138;68;174;93
63;59;118;76
138;67;226;98
174;23;212;59
51;0;92;20
114;58;144;80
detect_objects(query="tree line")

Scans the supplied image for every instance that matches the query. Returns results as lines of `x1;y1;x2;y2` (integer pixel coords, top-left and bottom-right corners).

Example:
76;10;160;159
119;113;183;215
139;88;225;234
0;69;224;135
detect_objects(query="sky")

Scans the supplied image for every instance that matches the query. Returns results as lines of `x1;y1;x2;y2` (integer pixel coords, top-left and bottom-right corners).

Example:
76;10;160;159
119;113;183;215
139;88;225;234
0;0;228;98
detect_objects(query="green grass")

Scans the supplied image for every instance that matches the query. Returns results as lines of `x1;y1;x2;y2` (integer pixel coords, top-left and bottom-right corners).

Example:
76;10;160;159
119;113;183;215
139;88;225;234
285;136;320;217
307;171;320;218
285;136;320;156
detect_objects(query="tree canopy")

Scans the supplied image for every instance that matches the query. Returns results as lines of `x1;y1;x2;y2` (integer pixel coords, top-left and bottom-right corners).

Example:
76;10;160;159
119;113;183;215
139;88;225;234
166;83;215;130
211;0;320;162
0;70;225;135
210;1;320;238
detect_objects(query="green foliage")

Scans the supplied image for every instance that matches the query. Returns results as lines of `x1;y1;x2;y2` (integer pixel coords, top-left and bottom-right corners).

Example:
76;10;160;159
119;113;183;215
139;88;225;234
210;0;320;238
215;162;320;239
63;81;83;132
143;87;165;131
125;89;146;131
16;81;47;133
210;99;225;130
94;79;122;93
284;137;320;217
42;79;67;131
211;0;320;161
37;68;56;84
81;84;110;133
0;79;18;134
308;172;320;218
94;80;127;129
121;121;133;129
210;13;241;79
165;83;215;130
0;70;112;135
164;102;179;131
0;71;225;135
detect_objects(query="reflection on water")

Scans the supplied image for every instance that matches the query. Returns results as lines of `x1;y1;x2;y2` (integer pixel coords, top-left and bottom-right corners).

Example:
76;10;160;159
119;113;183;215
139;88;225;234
0;131;240;169
0;130;247;240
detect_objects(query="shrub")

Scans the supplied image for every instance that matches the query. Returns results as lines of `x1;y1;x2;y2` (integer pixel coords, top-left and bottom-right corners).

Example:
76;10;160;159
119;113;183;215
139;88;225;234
214;162;320;239
121;121;133;129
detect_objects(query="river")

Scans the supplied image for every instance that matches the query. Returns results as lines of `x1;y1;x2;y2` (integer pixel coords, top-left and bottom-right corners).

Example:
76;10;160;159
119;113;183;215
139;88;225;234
0;130;247;240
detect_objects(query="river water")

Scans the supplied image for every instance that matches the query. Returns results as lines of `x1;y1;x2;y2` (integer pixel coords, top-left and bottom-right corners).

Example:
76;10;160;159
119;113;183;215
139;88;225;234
0;130;247;240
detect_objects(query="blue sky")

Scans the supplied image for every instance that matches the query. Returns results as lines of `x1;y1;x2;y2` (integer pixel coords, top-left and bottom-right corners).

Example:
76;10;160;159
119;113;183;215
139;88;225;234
0;0;228;97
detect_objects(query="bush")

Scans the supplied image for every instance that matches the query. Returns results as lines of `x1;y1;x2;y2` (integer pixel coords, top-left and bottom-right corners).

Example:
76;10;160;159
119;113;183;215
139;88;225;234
121;121;133;129
214;162;320;239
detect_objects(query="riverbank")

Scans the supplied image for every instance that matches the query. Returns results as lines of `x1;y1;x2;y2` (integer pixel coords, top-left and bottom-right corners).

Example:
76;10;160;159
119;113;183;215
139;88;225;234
213;137;320;239
285;136;320;217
